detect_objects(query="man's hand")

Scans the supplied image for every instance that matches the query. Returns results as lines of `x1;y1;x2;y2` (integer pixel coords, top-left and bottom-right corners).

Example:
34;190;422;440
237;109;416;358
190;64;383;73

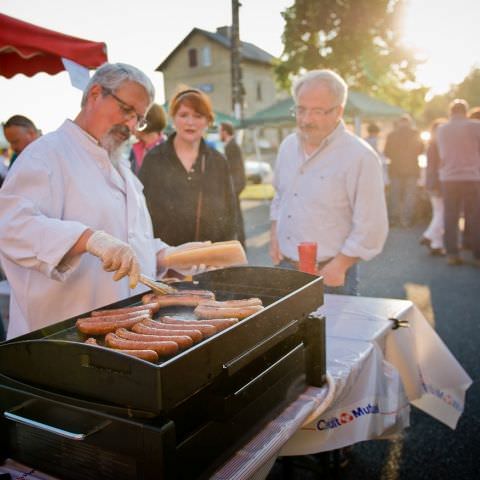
317;254;358;288
86;231;140;289
269;221;283;265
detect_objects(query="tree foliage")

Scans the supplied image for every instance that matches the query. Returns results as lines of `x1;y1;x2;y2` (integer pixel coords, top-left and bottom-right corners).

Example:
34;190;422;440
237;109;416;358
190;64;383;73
275;0;426;114
423;67;480;125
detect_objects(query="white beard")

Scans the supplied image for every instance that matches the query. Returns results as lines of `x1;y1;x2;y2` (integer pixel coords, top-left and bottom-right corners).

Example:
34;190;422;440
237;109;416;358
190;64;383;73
100;125;131;169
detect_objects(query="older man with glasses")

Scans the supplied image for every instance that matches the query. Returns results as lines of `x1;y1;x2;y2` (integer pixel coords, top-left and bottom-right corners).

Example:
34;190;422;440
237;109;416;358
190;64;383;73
0;63;197;339
270;69;388;295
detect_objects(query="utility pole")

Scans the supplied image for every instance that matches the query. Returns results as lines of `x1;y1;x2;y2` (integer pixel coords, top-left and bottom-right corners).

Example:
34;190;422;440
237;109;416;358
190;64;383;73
231;0;244;121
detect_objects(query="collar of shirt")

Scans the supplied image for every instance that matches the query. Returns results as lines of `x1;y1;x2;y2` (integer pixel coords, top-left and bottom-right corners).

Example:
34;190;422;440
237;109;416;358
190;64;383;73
297;120;346;162
62;120;125;191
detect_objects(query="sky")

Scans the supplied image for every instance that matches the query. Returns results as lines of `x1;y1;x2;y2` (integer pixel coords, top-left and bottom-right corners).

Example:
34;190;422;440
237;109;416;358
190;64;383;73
1;0;479;134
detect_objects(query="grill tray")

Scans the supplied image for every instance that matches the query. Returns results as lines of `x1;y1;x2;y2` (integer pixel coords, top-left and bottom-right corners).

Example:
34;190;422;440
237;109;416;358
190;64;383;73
0;267;324;415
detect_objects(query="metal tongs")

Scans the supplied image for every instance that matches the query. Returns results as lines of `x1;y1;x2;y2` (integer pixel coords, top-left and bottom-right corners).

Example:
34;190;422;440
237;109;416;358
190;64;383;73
139;274;177;295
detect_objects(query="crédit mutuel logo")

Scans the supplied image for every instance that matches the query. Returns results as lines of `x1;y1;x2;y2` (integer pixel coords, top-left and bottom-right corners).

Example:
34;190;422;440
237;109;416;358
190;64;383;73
316;403;379;431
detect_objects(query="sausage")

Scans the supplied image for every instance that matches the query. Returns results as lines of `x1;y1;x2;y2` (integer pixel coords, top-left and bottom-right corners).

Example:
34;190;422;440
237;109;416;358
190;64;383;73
115;327;194;349
149;318;216;337
105;333;179;356
76;314;150;335
141;290;215;308
134;319;204;342
76;310;151;323
90;303;160;316
109;348;159;362
194;304;264;319
198;298;263;308
84;337;98;345
160;316;239;332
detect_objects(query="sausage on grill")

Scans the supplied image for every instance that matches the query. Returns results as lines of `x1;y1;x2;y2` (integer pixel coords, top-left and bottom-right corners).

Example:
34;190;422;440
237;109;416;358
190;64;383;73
133;320;204;342
105;333;178;357
160;316;239;332
115;327;193;349
194;304;263;320
76;314;150;335
90;303;160;316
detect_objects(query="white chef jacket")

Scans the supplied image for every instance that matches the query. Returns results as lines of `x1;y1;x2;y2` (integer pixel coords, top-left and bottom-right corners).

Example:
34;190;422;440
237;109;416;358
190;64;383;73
0;120;167;339
270;122;388;262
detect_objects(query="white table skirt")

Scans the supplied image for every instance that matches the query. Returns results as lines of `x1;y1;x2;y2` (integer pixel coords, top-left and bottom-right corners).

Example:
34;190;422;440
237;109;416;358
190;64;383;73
212;294;472;478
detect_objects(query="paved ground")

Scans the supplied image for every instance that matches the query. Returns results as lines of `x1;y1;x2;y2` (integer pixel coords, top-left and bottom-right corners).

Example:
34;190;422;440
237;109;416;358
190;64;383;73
242;199;479;480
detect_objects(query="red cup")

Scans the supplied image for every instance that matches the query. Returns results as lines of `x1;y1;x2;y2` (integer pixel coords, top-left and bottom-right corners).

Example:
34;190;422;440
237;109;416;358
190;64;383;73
298;242;317;274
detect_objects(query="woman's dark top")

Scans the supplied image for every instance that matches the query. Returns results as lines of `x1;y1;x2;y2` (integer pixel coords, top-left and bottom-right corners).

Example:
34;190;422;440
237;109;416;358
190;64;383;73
138;133;237;246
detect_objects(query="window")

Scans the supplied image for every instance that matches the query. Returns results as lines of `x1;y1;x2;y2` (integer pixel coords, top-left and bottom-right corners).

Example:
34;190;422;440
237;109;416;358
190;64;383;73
256;81;263;102
202;46;212;67
188;48;198;68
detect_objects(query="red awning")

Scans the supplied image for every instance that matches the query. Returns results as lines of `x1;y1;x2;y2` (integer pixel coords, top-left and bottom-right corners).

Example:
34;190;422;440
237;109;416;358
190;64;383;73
0;13;108;78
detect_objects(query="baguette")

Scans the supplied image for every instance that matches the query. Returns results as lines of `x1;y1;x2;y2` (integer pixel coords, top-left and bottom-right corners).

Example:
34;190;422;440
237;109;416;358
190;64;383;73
162;240;247;268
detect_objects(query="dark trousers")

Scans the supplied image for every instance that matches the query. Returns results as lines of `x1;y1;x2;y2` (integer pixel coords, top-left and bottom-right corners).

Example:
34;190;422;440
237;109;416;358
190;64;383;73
235;196;246;247
389;176;418;226
442;181;480;259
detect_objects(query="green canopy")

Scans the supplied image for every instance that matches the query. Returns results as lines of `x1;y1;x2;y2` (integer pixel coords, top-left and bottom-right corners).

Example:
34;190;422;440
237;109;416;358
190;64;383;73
243;91;404;127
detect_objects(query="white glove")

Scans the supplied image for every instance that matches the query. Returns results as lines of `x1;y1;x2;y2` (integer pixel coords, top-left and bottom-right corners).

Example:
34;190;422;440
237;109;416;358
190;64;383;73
86;231;140;288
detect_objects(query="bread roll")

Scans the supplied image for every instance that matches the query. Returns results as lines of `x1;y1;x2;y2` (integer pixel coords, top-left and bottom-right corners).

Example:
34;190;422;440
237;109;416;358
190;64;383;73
162;240;247;268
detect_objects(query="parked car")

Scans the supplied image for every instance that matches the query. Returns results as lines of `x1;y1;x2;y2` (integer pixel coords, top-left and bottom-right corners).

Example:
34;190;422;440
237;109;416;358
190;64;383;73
245;159;273;184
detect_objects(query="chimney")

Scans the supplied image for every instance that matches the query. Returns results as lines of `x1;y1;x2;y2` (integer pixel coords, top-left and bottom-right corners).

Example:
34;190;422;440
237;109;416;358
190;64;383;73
216;26;232;39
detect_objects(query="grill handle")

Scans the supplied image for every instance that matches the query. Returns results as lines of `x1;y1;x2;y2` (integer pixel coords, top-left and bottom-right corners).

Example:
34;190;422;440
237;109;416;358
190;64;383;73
222;320;299;376
4;400;111;441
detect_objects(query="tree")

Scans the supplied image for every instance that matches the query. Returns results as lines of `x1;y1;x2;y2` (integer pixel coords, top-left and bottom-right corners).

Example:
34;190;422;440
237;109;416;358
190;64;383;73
453;67;480;107
275;0;426;113
422;67;480;125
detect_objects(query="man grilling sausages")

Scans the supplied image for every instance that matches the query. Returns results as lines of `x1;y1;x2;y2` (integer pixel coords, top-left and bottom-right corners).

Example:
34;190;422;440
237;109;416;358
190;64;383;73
0;63;200;339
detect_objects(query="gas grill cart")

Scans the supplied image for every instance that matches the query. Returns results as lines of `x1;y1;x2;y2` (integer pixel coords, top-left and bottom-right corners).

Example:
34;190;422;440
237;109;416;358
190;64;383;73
0;267;326;480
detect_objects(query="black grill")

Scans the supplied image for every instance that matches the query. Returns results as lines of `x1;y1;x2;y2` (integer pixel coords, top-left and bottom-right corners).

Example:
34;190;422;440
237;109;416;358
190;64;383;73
0;266;325;479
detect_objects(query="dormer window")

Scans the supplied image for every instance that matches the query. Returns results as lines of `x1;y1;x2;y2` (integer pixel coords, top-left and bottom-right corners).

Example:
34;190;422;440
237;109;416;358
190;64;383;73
188;48;198;68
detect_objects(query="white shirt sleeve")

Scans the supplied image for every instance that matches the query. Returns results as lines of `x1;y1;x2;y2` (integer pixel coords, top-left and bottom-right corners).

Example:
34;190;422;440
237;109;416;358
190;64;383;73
341;151;389;260
0;154;88;281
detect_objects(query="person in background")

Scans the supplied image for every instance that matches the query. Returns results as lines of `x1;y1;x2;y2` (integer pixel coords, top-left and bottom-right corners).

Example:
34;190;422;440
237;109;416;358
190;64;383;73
364;122;389;187
2;115;40;169
0;63;201;340
138;87;237;246
461;106;480;250
468;107;480;121
384;114;424;227
420;118;447;256
269;69;388;295
219;121;246;247
129;103;167;175
0;148;9;187
436;99;480;266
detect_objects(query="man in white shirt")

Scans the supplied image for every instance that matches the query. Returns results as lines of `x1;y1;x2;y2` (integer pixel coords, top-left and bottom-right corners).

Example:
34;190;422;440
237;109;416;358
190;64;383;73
0;63;189;339
269;69;388;294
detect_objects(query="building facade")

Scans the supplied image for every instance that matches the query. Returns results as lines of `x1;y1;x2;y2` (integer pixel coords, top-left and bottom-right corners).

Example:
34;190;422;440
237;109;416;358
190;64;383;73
156;27;278;118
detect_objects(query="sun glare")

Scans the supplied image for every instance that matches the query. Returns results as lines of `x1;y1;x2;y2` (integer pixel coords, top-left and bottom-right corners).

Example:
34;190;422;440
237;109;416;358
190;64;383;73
402;0;480;95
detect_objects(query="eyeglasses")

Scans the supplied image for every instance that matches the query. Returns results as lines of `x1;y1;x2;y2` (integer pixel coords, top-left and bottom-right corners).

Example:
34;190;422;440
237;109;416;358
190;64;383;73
290;105;339;118
102;87;148;131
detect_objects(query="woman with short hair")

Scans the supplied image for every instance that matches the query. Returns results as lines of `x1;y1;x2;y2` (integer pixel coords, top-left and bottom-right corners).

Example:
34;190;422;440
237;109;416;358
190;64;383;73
138;87;237;245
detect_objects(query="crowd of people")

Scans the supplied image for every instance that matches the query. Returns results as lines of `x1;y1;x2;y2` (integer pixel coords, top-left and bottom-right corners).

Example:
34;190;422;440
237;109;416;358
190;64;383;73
370;100;480;267
1;62;479;342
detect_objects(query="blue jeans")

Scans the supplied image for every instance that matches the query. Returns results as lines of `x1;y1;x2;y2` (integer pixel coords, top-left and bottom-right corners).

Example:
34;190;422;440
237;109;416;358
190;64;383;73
442;181;480;259
278;259;359;296
389;176;418;226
